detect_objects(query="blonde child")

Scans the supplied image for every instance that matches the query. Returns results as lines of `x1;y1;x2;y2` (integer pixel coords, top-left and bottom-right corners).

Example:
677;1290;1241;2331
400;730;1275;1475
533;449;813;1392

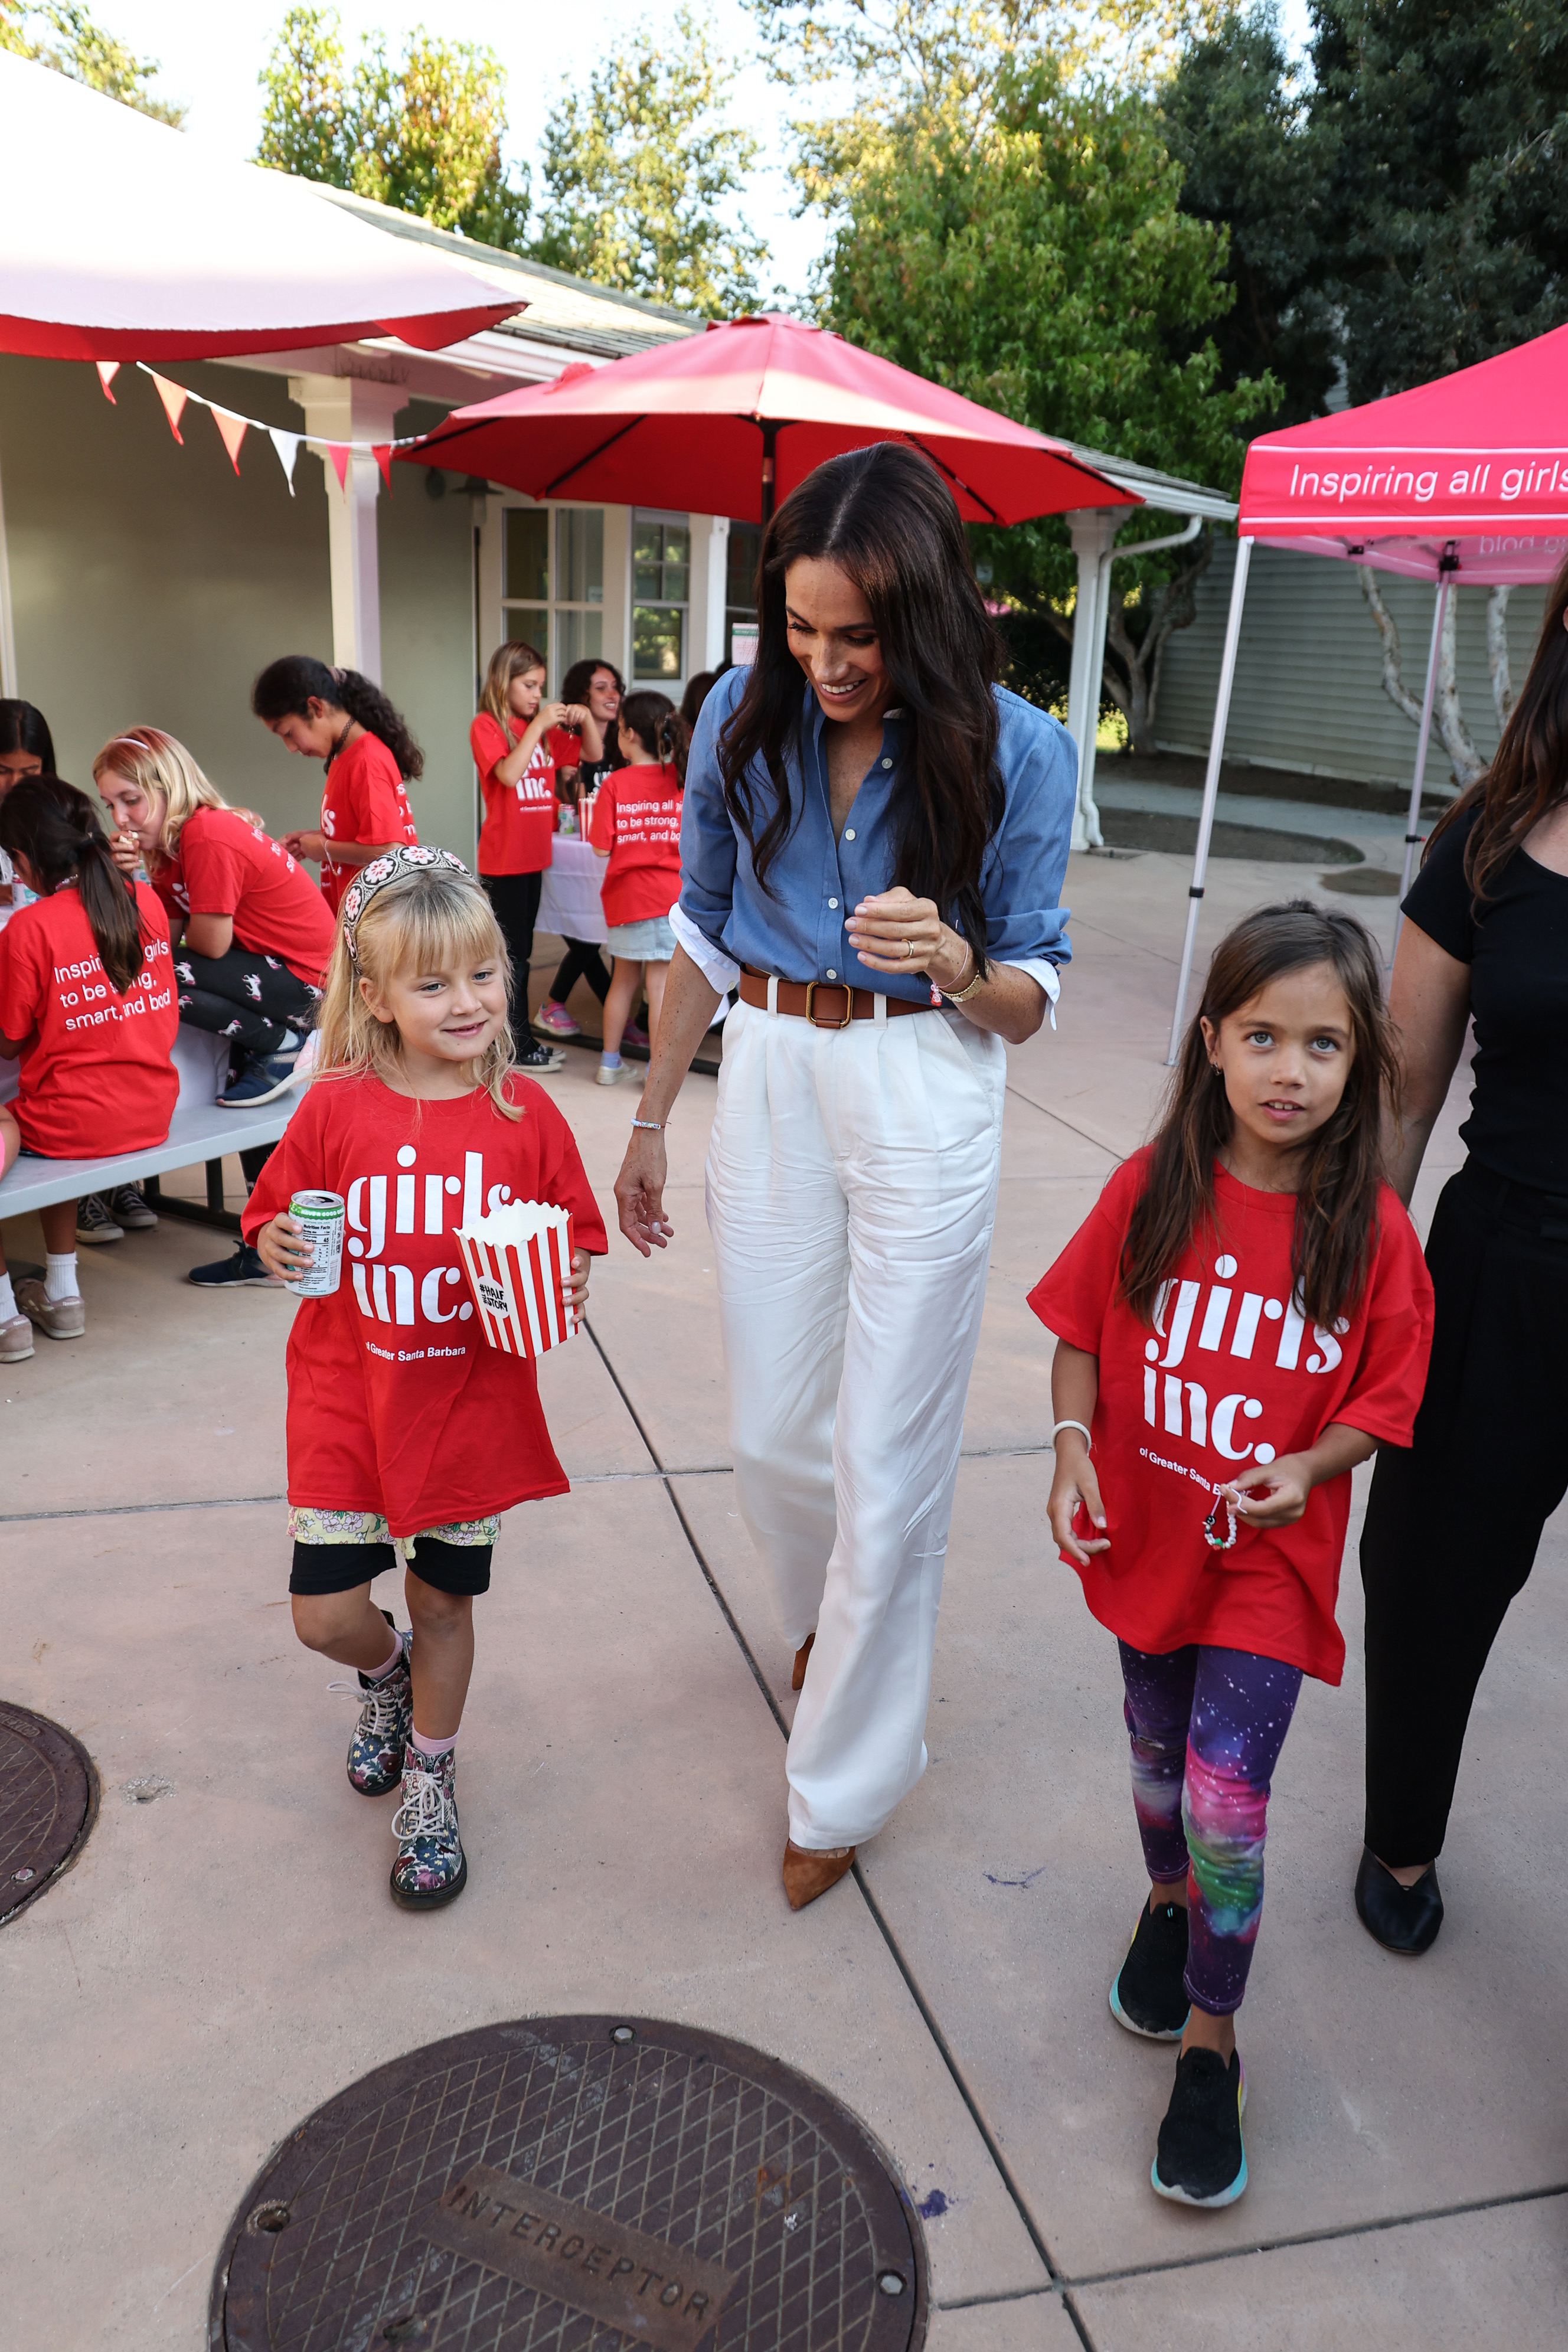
589;691;688;1085
247;847;607;1908
1029;903;1434;2206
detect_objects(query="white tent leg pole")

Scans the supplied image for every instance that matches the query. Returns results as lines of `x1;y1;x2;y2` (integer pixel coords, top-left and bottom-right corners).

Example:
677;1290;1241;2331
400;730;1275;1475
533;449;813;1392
1165;535;1252;1066
1065;509;1120;852
1078;544;1115;848
1393;578;1447;955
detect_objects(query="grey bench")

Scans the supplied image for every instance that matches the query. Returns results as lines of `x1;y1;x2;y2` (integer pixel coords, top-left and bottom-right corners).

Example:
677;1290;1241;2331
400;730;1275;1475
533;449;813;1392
0;1089;304;1234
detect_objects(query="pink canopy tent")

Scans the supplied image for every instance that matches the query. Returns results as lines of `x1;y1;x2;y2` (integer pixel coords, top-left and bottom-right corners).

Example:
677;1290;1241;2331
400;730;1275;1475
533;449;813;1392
0;52;522;356
398;311;1144;524
1166;322;1568;1060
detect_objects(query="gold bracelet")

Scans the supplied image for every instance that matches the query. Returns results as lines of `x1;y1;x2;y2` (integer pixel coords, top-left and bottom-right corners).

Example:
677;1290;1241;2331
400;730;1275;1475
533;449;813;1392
942;948;986;1004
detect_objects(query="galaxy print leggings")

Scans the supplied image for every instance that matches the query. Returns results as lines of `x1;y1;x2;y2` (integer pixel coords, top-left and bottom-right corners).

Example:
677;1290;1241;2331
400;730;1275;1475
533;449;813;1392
1118;1641;1304;2017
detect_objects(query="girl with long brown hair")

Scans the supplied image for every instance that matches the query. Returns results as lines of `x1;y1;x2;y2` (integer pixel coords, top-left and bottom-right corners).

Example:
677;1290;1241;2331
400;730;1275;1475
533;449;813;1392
612;442;1076;1910
1031;901;1433;2210
1354;556;1568;1961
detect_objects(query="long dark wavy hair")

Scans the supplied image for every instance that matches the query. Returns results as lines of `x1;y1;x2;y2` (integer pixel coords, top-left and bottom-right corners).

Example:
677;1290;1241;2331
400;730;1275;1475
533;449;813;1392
1426;551;1568;902
718;443;1002;973
251;655;424;781
0;699;55;775
0;776;150;992
1119;901;1399;1329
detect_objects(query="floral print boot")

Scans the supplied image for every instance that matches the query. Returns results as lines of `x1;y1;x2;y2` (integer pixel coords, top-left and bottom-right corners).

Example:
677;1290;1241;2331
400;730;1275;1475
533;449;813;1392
333;1621;413;1797
390;1743;467;1910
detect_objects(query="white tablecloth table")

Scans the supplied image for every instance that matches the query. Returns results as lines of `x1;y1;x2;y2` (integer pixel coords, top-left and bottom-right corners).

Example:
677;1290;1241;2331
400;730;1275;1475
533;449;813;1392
536;833;607;945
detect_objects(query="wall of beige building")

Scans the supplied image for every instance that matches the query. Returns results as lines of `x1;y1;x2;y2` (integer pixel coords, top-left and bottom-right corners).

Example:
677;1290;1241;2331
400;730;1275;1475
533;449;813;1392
0;355;478;861
1154;531;1547;790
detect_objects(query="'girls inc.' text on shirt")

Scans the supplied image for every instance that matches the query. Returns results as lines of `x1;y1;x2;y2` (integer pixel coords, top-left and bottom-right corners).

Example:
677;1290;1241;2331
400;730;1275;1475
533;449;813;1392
54;933;172;1031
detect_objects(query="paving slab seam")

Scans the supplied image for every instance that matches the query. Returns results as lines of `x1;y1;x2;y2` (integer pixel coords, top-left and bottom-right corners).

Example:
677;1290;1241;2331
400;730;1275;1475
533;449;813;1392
0;1492;288;1524
581;1314;1103;2352
1059;2177;1568;2293
1001;1085;1127;1164
935;2285;1064;2314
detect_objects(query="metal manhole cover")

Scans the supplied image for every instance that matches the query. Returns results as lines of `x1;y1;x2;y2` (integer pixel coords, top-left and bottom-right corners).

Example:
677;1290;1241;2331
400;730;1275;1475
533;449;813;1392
212;2015;928;2352
0;1701;97;1924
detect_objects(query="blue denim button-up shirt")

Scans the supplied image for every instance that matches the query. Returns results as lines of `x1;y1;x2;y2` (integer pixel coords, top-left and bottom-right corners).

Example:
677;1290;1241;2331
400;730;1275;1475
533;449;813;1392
674;669;1074;1002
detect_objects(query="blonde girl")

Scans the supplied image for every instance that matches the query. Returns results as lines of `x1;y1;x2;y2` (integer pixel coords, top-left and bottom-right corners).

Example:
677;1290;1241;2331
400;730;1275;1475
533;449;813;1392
246;847;606;1910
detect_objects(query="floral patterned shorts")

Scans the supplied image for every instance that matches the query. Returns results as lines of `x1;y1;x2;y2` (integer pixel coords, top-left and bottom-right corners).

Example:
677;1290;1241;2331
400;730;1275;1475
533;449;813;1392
289;1507;500;1570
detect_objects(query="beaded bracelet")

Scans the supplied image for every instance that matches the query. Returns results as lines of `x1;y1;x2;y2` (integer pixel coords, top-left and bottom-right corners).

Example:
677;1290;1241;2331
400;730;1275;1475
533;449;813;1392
630;1117;664;1132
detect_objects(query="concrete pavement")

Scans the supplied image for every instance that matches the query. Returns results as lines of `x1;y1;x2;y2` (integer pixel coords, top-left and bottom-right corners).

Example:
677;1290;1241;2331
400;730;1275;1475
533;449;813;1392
3;842;1562;2350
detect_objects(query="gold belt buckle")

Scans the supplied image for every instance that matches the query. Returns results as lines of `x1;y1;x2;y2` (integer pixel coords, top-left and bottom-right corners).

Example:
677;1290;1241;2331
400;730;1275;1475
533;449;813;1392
803;980;853;1029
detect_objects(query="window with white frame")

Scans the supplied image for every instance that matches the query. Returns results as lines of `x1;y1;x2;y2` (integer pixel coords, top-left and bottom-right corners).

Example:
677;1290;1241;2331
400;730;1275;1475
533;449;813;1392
500;505;605;682
632;511;690;680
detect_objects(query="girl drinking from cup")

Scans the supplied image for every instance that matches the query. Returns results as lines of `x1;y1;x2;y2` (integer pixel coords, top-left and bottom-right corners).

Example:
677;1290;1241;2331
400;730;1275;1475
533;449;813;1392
589;691;688;1085
1030;902;1433;2209
245;847;606;1910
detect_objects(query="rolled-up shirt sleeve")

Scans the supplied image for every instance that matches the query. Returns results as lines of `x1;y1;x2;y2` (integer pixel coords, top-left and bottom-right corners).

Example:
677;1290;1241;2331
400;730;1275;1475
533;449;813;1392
985;691;1076;979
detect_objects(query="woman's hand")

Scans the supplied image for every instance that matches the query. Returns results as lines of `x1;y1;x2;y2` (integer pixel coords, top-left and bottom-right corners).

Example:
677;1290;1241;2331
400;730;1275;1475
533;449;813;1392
561;1247;592;1321
283;829;325;864
1048;1435;1109;1566
614;1129;675;1256
256;1212;313;1282
846;887;971;991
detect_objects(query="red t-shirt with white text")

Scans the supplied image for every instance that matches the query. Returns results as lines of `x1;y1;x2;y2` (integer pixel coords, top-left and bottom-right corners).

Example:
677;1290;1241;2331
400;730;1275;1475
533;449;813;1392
321;733;417;914
472;713;556;876
0;883;177;1156
1026;1151;1435;1683
242;1072;609;1536
153;806;337;986
588;762;683;927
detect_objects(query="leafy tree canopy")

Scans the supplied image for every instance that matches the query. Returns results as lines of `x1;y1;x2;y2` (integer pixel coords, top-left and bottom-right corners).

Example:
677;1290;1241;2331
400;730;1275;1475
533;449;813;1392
531;5;767;314
1308;0;1568;403
256;6;528;251
1162;6;1337;424
0;0;184;123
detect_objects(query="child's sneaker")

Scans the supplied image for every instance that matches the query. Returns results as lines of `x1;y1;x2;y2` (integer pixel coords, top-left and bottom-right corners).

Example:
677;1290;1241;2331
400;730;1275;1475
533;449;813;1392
1152;2047;1247;2207
390;1745;467;1909
1110;1896;1191;2039
533;1001;580;1039
331;1621;412;1796
516;1037;566;1073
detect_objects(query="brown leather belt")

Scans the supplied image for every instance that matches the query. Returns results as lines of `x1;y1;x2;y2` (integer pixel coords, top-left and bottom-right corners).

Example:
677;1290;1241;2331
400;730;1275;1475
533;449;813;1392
739;966;934;1028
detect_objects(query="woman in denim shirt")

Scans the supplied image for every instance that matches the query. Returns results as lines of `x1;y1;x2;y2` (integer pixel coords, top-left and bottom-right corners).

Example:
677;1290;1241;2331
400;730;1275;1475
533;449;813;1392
614;444;1076;1907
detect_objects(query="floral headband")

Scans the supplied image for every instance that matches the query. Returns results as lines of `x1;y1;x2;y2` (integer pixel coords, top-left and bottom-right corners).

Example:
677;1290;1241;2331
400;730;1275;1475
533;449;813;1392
341;844;470;964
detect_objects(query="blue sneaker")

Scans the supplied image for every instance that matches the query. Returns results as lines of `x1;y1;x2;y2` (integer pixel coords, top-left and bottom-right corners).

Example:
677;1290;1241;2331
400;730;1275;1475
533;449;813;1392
221;1050;303;1107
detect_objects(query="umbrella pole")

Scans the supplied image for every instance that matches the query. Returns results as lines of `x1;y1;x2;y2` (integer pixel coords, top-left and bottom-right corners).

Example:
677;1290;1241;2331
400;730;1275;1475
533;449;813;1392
1393;576;1448;956
1165;535;1252;1067
760;419;779;526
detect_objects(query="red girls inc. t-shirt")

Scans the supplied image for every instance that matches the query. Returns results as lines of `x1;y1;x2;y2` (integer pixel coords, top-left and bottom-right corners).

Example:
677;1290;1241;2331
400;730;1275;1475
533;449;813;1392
1027;1151;1435;1683
471;713;556;877
0;882;177;1157
320;732;417;915
243;1072;609;1536
588;762;683;927
153;806;337;987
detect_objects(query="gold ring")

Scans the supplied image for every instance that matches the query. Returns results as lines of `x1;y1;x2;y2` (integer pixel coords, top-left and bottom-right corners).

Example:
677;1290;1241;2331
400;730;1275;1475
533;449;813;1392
903;937;912;959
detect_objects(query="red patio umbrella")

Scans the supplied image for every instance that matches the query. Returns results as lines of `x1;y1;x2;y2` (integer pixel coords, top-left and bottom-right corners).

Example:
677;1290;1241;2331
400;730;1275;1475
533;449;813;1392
398;311;1141;524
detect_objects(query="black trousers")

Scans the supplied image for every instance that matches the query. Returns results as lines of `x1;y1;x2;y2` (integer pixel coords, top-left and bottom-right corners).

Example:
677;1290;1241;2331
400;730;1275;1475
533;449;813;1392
482;871;542;1018
1360;1161;1568;1866
546;936;610;1007
174;943;316;1057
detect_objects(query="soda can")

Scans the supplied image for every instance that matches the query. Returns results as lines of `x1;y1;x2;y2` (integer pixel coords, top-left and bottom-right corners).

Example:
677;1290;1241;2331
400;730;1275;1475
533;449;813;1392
286;1190;345;1297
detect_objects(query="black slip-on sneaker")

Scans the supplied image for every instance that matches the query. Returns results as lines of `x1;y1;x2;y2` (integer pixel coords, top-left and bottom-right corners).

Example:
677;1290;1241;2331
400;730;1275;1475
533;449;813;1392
187;1244;279;1288
1355;1847;1443;1955
1152;2046;1247;2207
1110;1896;1191;2040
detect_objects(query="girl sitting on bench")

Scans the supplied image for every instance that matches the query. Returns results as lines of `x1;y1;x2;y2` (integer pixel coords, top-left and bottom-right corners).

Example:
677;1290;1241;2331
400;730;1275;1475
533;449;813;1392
0;778;177;1359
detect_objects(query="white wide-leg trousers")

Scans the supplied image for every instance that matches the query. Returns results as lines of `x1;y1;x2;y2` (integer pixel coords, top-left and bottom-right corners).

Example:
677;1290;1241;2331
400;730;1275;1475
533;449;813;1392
705;998;1005;1848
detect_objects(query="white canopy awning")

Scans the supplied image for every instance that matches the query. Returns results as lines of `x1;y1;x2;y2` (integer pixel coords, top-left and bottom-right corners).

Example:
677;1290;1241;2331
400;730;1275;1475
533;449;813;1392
0;53;524;357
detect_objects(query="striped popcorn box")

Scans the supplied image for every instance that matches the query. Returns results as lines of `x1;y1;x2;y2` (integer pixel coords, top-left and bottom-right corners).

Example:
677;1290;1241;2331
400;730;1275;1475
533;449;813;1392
455;1199;579;1358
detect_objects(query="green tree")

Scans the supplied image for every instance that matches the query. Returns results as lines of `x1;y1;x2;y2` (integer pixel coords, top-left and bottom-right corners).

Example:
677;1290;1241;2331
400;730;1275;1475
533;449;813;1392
1162;7;1337;426
1309;0;1568;404
256;7;529;251
0;0;184;123
531;6;766;313
768;9;1272;748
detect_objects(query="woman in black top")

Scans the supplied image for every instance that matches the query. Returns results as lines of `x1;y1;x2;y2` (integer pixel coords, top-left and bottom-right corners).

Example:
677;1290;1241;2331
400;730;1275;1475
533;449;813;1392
1355;564;1568;1956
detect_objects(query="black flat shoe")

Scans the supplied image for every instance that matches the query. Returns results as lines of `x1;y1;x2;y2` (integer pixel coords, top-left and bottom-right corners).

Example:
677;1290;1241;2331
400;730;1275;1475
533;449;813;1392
1355;1846;1443;1955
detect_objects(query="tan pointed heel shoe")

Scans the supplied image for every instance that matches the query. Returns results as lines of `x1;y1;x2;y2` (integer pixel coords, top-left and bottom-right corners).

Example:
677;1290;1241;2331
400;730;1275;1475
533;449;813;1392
782;1840;855;1910
791;1632;815;1691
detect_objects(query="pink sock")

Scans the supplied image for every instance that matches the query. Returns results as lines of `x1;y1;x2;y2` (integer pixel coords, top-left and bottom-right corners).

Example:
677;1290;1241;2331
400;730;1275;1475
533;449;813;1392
411;1727;457;1760
364;1629;403;1680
